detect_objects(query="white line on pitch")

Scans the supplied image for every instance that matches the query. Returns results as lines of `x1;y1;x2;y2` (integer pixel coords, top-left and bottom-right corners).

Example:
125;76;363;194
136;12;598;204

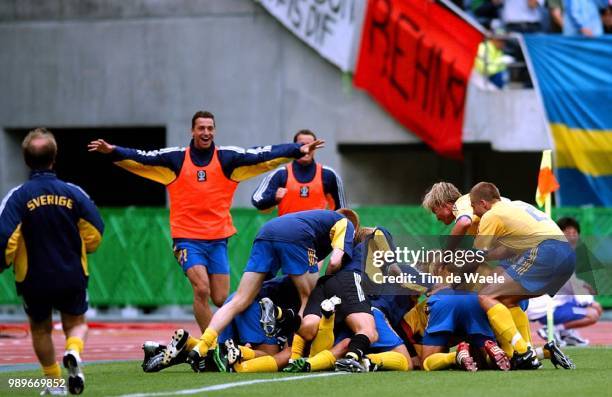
115;372;346;397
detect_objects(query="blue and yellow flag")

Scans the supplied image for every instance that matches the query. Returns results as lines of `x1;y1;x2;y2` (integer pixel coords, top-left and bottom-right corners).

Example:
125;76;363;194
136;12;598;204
525;35;612;206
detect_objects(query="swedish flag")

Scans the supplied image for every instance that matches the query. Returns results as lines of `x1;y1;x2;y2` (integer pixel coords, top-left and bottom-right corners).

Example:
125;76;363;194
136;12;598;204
525;35;612;206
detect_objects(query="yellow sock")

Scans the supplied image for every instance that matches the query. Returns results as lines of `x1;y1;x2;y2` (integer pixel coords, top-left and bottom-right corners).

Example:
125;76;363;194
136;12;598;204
65;336;84;354
493;328;516;357
239;345;256;361
487;304;528;354
509;307;532;346
234;355;277;373
308;349;336;372
185;335;199;352
309;314;335;358
367;352;410;371
196;328;218;352
42;362;61;379
291;334;306;360
423;352;456;371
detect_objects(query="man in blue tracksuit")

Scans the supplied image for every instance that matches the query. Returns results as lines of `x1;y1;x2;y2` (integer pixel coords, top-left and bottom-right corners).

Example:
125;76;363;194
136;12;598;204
0;128;104;395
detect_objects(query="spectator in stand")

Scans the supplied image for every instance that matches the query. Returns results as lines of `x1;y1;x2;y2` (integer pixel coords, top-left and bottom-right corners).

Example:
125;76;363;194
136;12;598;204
474;34;509;89
563;0;608;36
470;0;504;29
502;0;545;33
548;0;564;32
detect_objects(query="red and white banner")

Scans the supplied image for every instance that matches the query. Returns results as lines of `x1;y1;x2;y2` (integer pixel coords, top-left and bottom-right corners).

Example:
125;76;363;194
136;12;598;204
354;0;482;157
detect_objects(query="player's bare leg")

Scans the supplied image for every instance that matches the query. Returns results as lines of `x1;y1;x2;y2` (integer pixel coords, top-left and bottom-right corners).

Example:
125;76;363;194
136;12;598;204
30;316;56;369
186;265;213;333
209;273;230;308
290;272;318;317
187;272;267;371
479;273;540;369
335;312;378;372
61;313;87;394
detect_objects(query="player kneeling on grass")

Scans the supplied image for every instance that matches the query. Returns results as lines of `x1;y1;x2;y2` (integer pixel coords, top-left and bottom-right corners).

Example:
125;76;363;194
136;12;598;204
470;182;576;370
142;276;300;373
264;212;376;372
400;287;574;371
279;222;412;373
283;299;411;373
419;288;511;372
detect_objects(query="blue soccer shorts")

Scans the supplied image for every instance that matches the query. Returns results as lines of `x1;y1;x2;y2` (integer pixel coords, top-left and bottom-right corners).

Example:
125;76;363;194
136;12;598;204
172;238;229;274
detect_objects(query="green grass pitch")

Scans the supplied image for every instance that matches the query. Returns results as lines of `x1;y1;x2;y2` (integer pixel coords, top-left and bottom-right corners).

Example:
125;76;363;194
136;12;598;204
1;348;611;397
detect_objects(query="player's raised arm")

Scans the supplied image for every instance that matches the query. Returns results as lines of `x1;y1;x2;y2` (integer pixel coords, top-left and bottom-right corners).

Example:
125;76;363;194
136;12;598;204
222;139;325;182
88;138;184;185
87;139;115;154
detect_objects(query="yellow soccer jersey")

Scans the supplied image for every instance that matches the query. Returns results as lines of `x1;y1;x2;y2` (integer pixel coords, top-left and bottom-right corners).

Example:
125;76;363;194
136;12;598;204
452;194;480;235
474;200;566;251
403;299;429;341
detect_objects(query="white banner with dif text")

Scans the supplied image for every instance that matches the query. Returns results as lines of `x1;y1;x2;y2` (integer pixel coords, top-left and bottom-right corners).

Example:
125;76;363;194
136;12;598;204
256;0;364;71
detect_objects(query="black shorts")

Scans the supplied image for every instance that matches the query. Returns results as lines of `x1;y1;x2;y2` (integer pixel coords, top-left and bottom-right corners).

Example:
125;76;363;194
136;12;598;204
304;271;371;322
22;288;88;322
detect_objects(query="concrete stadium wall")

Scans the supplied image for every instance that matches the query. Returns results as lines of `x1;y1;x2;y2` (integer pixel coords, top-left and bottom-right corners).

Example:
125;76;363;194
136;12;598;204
0;0;549;206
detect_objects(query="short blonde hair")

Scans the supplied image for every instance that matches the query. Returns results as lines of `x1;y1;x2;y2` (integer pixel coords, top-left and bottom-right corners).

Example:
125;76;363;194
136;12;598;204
470;182;501;203
422;182;461;211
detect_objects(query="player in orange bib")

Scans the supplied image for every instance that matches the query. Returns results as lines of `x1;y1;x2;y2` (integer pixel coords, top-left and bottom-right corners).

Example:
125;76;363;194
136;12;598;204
251;129;345;215
88;111;323;333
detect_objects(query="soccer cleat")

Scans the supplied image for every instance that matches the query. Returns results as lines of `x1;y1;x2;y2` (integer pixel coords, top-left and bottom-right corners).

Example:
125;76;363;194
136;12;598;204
213;345;232;372
362;357;378;372
161;329;190;366
63;350;84;395
320;296;342;319
142;352;165;373
334;356;368;373
560;329;589;347
141;341;165;371
510;347;542;370
186;348;207;373
544;340;576;370
142;347;189;373
259;297;278;337
224;339;242;365
455;342;478;372
40;386;68;395
484;340;510;371
213;340;240;373
282;357;312;373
